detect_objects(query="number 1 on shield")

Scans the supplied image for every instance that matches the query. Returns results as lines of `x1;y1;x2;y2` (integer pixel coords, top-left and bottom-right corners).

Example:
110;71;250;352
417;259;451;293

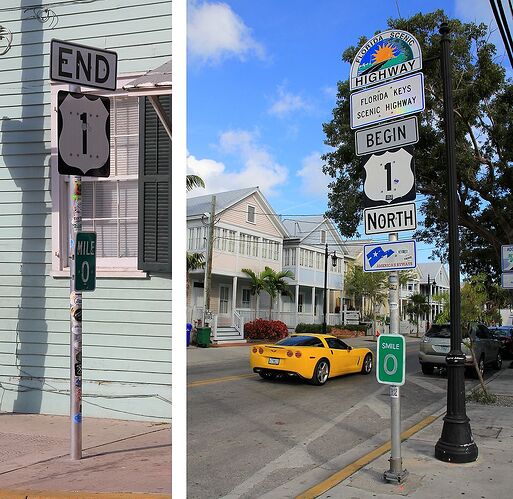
384;162;392;191
80;112;87;154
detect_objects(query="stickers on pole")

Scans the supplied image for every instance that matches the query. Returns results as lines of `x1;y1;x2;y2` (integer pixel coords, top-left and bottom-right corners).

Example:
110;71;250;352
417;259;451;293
350;29;423;91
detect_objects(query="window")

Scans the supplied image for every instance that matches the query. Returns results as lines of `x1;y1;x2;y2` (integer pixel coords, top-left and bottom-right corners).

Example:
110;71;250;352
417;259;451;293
298;294;303;312
316;252;323;270
188;226;207;251
308;250;314;268
276;336;323;347
242;289;251;308
214;228;236;252
63;96;139;266
239;233;247;255
320;230;326;244
247;205;256;223
219;286;229;314
325;338;349;350
290;248;296;266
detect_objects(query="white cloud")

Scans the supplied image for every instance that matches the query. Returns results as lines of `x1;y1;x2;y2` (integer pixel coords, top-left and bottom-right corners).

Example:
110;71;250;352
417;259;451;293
187;130;288;197
296;152;330;198
187;1;265;64
268;85;310;117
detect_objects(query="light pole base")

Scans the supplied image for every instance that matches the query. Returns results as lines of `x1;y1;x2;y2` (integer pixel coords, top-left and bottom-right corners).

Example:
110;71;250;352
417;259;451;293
435;416;478;463
384;462;408;484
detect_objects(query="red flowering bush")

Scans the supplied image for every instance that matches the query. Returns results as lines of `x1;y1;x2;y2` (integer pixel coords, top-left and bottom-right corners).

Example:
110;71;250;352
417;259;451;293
244;319;288;341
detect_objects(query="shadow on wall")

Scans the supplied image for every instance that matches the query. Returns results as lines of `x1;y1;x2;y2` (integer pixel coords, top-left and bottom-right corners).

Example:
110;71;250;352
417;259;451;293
0;0;51;414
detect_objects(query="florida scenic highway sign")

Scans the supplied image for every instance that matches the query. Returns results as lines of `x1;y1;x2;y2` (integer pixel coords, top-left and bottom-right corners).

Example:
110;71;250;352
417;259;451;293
350;29;422;91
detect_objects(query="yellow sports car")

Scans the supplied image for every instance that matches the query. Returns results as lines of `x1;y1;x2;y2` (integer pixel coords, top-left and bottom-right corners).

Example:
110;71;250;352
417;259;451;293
250;333;373;385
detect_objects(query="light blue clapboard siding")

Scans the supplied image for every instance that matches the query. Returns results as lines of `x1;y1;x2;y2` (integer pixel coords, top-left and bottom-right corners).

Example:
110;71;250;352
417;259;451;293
0;0;172;421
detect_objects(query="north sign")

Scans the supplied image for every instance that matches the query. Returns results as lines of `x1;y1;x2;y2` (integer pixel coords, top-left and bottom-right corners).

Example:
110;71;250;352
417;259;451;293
355;116;419;156
58;91;110;177
364;202;417;235
350;73;425;129
50;39;118;91
363;240;416;272
501;245;513;272
376;334;406;386
350;29;422;91
362;146;415;207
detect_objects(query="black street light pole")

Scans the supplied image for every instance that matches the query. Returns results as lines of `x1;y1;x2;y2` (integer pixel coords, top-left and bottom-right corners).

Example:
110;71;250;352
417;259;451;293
435;22;478;463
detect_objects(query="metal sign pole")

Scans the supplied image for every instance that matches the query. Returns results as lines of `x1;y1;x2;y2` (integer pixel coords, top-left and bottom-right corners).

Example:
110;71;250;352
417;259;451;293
69;83;83;460
384;231;408;483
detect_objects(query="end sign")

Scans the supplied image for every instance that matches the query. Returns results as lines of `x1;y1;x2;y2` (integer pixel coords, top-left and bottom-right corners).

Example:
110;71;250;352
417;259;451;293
75;232;96;291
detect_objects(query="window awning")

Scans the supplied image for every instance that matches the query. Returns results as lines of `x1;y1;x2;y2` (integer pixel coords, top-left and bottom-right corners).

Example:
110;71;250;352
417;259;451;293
123;60;172;90
124;60;172;140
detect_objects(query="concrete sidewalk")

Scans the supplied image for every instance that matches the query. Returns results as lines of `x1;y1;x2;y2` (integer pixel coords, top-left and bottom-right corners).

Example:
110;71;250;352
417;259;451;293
309;362;513;498
0;414;171;498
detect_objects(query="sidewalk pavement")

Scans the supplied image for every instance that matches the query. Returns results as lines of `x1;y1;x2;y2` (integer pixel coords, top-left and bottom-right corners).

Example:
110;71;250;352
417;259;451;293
0;414;171;498
311;362;513;499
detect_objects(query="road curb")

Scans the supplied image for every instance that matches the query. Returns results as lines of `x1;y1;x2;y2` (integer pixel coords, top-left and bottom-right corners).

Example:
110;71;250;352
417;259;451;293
0;491;170;499
295;366;507;498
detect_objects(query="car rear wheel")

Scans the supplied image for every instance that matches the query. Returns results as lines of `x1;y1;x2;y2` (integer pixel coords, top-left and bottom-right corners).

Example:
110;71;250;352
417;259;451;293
361;354;373;374
311;359;330;386
421;363;434;375
493;352;502;370
259;370;278;381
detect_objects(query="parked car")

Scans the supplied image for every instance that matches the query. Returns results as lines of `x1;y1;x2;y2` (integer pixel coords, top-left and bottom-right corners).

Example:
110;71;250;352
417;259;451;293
419;323;502;377
250;333;373;385
489;326;513;359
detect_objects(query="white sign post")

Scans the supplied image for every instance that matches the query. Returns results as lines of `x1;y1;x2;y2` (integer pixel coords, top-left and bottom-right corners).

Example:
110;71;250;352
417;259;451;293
350;73;425;129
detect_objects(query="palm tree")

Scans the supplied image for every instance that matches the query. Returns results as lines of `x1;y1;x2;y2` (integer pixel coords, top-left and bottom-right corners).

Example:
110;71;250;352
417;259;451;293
241;268;267;320
261;266;295;320
186;174;205;192
406;293;430;337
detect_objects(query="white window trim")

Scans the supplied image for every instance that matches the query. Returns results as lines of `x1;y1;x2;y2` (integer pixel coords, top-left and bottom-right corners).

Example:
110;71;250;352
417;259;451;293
50;74;161;277
247;204;256;224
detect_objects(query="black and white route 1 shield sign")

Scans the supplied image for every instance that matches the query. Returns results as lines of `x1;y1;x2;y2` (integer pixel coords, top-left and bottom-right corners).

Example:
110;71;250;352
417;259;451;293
57;91;110;177
361;145;415;208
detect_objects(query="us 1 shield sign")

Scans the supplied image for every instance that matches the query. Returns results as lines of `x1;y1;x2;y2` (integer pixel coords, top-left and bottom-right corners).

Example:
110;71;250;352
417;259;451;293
362;146;415;208
57;91;110;177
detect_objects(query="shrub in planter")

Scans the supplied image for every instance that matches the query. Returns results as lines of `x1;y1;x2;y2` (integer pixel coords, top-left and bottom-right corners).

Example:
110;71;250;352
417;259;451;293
244;319;289;341
295;323;333;334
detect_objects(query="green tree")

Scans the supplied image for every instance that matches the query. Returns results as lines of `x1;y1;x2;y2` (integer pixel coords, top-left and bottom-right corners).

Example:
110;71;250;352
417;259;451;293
405;293;430;337
186;174;205;192
322;10;513;280
345;265;387;335
261;267;295;319
241;268;267;320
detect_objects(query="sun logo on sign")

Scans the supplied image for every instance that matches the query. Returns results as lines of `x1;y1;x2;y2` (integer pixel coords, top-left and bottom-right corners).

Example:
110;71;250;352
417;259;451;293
371;41;399;64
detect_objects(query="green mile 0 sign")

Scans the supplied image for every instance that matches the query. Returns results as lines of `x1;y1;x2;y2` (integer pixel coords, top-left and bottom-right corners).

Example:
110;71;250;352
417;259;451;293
376;334;406;385
75;232;96;292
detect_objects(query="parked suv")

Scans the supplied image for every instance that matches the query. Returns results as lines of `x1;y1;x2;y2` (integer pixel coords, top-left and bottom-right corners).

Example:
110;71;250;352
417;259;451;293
489;326;513;359
419;323;502;377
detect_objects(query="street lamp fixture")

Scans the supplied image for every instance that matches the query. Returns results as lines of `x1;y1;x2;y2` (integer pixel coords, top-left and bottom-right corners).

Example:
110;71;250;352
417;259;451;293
322;244;337;334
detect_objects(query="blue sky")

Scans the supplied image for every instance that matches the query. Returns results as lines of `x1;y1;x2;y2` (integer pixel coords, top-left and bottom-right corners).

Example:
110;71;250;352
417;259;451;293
186;0;505;263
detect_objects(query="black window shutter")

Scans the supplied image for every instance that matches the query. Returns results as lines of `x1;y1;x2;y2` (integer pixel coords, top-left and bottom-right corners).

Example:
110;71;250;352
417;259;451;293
138;94;171;273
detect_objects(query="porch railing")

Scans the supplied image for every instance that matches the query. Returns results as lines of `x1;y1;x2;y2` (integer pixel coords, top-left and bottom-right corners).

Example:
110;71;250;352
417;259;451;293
233;309;242;335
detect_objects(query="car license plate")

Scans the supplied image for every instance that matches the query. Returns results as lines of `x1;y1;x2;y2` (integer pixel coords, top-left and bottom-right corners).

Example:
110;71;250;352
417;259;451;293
433;345;450;354
268;358;280;365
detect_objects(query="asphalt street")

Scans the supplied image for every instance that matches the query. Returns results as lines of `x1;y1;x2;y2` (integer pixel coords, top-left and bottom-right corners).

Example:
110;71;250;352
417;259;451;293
187;338;484;499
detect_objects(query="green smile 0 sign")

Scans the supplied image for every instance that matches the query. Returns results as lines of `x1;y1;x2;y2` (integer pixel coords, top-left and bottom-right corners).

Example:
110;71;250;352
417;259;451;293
377;334;405;385
75;232;96;291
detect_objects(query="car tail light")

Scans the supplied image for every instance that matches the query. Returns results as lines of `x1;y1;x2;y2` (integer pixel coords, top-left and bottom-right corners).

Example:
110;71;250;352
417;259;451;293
258;347;264;354
295;351;302;358
252;347;258;353
287;350;293;357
